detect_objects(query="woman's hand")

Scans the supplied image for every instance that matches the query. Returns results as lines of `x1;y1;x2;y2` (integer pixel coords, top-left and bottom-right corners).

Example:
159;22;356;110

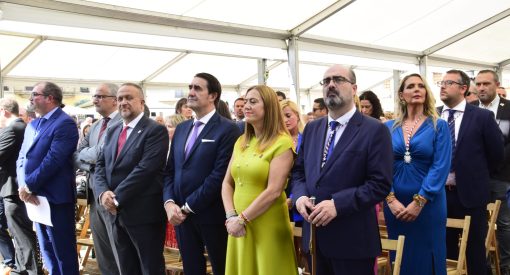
225;217;246;238
286;198;292;210
387;199;406;217
396;201;423;222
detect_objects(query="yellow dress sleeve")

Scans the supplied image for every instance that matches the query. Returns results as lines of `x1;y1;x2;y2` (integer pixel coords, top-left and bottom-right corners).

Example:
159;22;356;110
269;135;294;159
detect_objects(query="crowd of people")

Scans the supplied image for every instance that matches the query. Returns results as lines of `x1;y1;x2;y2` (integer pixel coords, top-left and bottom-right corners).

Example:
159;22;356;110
0;64;508;275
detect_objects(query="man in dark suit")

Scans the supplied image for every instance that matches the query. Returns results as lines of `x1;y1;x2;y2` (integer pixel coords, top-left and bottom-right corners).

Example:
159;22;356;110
475;70;510;274
291;65;393;275
439;69;504;275
74;83;121;275
94;83;169;275
17;82;79;275
164;72;241;275
0;98;43;275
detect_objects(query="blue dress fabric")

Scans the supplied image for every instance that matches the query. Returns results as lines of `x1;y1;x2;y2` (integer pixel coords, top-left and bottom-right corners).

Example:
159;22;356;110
384;118;451;275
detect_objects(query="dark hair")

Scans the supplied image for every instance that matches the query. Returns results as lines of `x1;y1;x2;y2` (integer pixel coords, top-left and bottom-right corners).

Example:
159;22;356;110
446;70;470;96
195;72;222;107
216;100;232;120
234;97;245;105
275;91;286;100
478;70;499;83
175;98;187;114
359;90;384;119
313;98;326;109
38;82;64;108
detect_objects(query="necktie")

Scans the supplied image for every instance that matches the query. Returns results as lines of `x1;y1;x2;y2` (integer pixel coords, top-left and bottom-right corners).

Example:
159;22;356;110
98;117;111;140
116;126;129;159
35;118;47;137
185;121;203;159
321;121;340;168
448;109;456;172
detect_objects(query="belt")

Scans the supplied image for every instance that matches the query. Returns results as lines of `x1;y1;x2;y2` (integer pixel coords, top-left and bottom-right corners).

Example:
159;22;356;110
445;185;456;191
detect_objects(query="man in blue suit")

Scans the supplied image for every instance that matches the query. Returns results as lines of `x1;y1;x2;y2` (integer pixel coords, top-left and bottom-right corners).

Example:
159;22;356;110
94;83;169;275
291;65;393;275
439;69;504;275
17;82;79;275
164;73;241;275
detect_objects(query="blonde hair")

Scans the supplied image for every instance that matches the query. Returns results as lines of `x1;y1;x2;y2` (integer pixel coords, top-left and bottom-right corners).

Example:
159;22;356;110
280;99;304;133
393;73;438;130
164;114;186;128
240;85;289;152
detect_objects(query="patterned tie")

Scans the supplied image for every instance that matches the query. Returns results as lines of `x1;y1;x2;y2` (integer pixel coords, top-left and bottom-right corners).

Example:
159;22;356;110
98;117;111;140
35;118;47;137
321;121;340;168
448;109;456;172
185;121;203;159
116;126;129;159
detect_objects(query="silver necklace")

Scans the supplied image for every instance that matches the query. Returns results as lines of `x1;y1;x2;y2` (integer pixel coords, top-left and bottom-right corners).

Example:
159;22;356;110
403;115;423;164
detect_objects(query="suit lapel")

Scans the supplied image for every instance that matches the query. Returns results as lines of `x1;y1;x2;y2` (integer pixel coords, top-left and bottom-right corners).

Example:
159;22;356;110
115;116;148;163
456;104;474;147
28;109;60;152
305;117;328;187
184;113;219;163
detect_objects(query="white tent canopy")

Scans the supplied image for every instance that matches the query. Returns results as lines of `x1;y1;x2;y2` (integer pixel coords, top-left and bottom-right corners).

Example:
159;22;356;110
0;0;509;112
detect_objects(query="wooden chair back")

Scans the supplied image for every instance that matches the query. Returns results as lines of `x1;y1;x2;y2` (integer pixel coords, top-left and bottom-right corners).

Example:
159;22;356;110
380;235;405;275
446;216;471;275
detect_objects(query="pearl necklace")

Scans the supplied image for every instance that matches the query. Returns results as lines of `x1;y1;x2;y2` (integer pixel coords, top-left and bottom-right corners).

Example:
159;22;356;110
403;115;423;164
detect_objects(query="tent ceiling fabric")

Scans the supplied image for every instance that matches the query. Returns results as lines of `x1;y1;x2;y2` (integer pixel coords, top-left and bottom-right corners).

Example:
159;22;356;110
0;0;509;96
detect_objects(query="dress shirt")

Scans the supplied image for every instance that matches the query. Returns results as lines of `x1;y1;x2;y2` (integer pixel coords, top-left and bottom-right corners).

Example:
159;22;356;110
479;95;500;118
184;109;216;151
324;106;356;150
122;112;144;140
441;99;466;142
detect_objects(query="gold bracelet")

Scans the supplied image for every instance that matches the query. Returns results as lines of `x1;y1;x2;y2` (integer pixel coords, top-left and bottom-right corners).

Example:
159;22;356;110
413;194;427;207
240;212;250;224
385;192;396;204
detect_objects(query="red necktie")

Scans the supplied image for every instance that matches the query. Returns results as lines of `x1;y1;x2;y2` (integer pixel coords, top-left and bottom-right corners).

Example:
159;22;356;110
116;126;129;158
98;117;111;140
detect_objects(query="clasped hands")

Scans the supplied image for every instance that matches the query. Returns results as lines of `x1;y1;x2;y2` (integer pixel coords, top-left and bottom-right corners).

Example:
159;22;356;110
225;217;246;238
296;197;337;227
387;199;422;222
100;191;118;215
164;202;188;226
19;187;39;205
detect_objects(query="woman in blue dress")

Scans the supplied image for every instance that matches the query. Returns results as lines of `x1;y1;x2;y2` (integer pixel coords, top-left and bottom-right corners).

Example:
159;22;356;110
384;73;451;275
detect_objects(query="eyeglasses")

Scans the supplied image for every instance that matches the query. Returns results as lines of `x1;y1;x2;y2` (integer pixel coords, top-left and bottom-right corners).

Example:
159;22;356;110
320;76;353;86
312;107;323;112
31;92;47;98
92;95;116;100
436;80;464;87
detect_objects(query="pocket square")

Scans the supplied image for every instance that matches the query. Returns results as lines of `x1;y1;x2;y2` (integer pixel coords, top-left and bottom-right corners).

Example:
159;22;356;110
201;139;215;143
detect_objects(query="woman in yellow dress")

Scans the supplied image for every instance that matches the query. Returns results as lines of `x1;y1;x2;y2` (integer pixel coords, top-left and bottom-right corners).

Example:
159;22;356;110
222;85;298;275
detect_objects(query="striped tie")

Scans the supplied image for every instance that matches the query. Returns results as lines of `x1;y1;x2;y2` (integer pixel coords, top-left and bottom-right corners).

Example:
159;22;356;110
321;121;340;168
448;109;456;172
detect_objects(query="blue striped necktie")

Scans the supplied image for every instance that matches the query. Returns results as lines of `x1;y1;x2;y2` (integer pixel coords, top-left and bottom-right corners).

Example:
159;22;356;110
448;109;456;172
321;121;340;168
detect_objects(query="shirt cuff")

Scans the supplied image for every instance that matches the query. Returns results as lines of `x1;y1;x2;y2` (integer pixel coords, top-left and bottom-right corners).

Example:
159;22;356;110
163;199;175;207
182;202;195;214
18;185;32;194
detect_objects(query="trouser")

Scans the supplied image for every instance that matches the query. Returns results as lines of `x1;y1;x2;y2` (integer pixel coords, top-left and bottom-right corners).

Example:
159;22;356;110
3;195;44;275
0;197;15;268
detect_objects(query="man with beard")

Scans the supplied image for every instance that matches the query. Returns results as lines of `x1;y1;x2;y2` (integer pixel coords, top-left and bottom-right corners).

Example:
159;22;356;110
290;65;393;275
94;83;169;275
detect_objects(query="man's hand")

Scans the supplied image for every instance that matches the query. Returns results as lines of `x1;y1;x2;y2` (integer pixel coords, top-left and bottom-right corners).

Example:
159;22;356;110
165;202;187;226
309;199;337;227
100;191;118;215
295;196;315;221
19;187;39;205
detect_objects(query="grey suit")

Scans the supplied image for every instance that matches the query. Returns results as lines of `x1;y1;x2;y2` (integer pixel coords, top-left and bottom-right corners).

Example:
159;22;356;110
0;118;43;275
75;113;121;275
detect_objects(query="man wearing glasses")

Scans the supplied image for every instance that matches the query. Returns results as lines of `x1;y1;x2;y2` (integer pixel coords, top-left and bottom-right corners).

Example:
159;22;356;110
475;70;510;275
312;98;328;119
291;65;393;275
17;82;80;275
74;83;121;275
438;69;504;275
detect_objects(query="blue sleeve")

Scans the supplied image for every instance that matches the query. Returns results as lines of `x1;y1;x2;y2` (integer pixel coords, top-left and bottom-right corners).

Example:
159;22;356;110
418;120;451;201
384;120;395;194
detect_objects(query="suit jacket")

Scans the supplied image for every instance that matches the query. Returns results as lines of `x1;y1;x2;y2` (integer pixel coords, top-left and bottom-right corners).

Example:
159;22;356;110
491;98;510;181
74;113;121;192
94;115;169;226
0;118;26;197
291;111;393;259
438;103;504;208
163;112;241;224
16;108;79;204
